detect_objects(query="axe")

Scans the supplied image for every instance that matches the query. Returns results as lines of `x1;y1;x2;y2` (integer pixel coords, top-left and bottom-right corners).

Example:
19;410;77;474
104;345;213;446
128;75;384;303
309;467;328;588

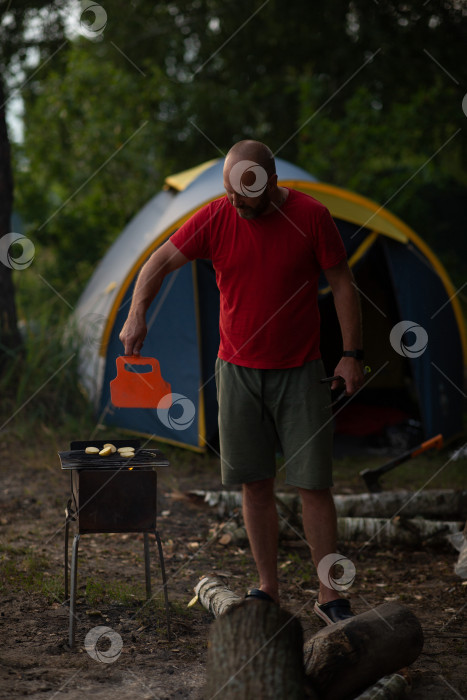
360;434;443;492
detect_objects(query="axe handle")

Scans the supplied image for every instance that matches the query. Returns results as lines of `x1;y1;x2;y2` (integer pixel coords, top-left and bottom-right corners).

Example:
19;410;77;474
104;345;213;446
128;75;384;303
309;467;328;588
374;434;443;477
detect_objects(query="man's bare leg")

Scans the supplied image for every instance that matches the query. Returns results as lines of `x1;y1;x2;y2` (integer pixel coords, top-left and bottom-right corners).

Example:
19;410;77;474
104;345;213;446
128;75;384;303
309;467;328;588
242;477;279;602
298;487;341;604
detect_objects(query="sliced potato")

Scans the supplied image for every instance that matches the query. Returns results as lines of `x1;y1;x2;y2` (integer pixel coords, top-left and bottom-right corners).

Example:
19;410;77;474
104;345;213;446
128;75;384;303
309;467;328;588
85;446;99;454
121;452;135;458
103;443;117;453
117;447;135;454
99;446;113;456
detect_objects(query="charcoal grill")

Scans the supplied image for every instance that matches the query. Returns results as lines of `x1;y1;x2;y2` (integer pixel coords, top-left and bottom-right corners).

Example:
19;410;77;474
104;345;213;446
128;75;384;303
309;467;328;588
59;439;171;647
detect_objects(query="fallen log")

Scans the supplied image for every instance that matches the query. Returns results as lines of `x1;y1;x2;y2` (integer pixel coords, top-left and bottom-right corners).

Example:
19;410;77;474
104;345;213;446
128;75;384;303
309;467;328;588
187;488;467;520
337;516;463;547
304;602;423;700
208;512;463;549
194;576;242;617
205;599;310;700
352;673;410;700
196;577;422;700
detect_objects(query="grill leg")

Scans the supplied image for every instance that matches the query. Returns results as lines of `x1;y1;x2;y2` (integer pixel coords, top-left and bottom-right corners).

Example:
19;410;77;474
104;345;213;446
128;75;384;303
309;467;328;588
143;533;151;599
64;518;70;602
69;534;80;649
155;530;171;641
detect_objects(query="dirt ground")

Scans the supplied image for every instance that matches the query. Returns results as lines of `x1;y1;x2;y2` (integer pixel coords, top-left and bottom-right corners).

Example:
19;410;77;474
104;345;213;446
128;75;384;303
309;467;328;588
0;438;466;700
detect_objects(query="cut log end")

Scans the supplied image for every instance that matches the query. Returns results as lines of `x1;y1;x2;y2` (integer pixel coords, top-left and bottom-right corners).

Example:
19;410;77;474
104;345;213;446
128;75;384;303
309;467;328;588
205;599;311;700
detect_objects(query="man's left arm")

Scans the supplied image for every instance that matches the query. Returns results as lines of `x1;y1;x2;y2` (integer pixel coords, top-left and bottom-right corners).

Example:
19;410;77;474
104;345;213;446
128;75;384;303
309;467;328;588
324;259;365;394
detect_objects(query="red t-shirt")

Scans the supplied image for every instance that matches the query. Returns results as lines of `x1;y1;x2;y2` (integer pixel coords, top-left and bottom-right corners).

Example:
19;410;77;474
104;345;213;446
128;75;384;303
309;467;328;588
170;188;346;369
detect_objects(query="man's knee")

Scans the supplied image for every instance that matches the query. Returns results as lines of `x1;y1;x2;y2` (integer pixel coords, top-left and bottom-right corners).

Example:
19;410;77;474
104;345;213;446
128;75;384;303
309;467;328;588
243;477;275;506
298;486;333;505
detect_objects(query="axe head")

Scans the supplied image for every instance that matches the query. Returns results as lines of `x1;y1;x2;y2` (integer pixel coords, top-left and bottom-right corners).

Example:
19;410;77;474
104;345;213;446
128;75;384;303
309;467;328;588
360;468;383;493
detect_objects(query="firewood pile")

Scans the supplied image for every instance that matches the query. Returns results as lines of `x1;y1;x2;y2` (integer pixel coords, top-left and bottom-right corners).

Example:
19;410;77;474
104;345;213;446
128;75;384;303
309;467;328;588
194;575;422;700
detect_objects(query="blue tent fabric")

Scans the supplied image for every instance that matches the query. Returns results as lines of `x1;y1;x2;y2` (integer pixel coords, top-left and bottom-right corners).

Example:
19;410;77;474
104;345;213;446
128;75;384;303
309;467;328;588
101;263;202;447
382;238;463;439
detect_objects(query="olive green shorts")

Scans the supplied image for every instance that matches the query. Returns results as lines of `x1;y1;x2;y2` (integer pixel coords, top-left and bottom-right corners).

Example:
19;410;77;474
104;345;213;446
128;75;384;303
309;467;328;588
215;358;334;489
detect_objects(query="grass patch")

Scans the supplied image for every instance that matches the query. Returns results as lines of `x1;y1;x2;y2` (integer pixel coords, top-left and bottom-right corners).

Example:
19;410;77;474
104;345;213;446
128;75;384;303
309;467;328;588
0;550;62;603
84;577;147;607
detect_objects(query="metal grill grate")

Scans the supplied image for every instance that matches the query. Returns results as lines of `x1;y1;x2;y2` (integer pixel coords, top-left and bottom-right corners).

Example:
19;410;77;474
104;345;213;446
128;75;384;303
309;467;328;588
58;449;169;470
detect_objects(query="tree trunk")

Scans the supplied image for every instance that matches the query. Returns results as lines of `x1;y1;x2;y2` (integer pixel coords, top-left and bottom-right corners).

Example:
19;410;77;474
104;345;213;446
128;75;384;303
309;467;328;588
304;602;423;700
0;76;22;362
205;599;311;700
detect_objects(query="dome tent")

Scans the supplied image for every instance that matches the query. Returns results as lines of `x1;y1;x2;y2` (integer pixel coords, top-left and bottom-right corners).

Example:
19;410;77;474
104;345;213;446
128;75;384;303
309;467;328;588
73;158;466;451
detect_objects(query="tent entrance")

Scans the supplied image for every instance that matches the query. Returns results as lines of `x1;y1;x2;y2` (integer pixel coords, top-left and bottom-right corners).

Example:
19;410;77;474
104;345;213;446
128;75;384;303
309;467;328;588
320;238;423;444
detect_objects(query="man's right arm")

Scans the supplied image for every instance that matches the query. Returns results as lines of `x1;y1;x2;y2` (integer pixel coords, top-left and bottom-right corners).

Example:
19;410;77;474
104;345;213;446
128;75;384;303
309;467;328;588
119;240;189;355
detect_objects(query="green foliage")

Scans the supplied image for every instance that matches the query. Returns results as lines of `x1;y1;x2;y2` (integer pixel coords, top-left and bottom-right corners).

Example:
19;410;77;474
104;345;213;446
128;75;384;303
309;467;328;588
0;264;95;435
297;80;467;286
13;39;170;292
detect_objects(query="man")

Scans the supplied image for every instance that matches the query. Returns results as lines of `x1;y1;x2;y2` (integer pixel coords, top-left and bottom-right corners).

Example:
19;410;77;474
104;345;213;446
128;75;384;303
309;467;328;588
120;140;365;624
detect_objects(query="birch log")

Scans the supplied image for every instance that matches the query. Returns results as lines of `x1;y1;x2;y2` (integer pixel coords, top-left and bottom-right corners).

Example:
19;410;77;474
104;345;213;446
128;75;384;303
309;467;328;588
187;489;467;520
304;602;423;700
337;516;463;546
194;576;242;617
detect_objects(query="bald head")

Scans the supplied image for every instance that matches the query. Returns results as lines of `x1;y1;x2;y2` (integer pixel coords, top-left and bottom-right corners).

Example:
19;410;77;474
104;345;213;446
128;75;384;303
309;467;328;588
225;140;276;178
223;140;285;219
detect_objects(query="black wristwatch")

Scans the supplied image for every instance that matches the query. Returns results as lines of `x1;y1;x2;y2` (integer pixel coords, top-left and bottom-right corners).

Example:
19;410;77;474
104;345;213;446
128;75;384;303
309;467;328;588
342;349;364;360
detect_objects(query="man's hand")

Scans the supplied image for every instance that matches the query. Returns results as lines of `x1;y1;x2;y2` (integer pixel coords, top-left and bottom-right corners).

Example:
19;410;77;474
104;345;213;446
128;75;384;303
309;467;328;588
119;312;147;356
331;357;365;395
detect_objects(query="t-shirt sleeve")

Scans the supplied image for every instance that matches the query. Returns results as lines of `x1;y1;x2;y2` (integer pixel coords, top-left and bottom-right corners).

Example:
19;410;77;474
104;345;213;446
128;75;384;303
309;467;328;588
314;207;347;270
170;204;213;260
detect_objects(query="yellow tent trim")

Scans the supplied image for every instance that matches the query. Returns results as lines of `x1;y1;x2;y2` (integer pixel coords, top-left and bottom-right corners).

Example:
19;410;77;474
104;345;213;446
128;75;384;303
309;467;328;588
164;159;220;192
280;180;408;243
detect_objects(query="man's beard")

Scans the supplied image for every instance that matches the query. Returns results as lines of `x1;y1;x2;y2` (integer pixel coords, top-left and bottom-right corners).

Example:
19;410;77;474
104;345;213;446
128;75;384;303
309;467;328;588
235;190;271;219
